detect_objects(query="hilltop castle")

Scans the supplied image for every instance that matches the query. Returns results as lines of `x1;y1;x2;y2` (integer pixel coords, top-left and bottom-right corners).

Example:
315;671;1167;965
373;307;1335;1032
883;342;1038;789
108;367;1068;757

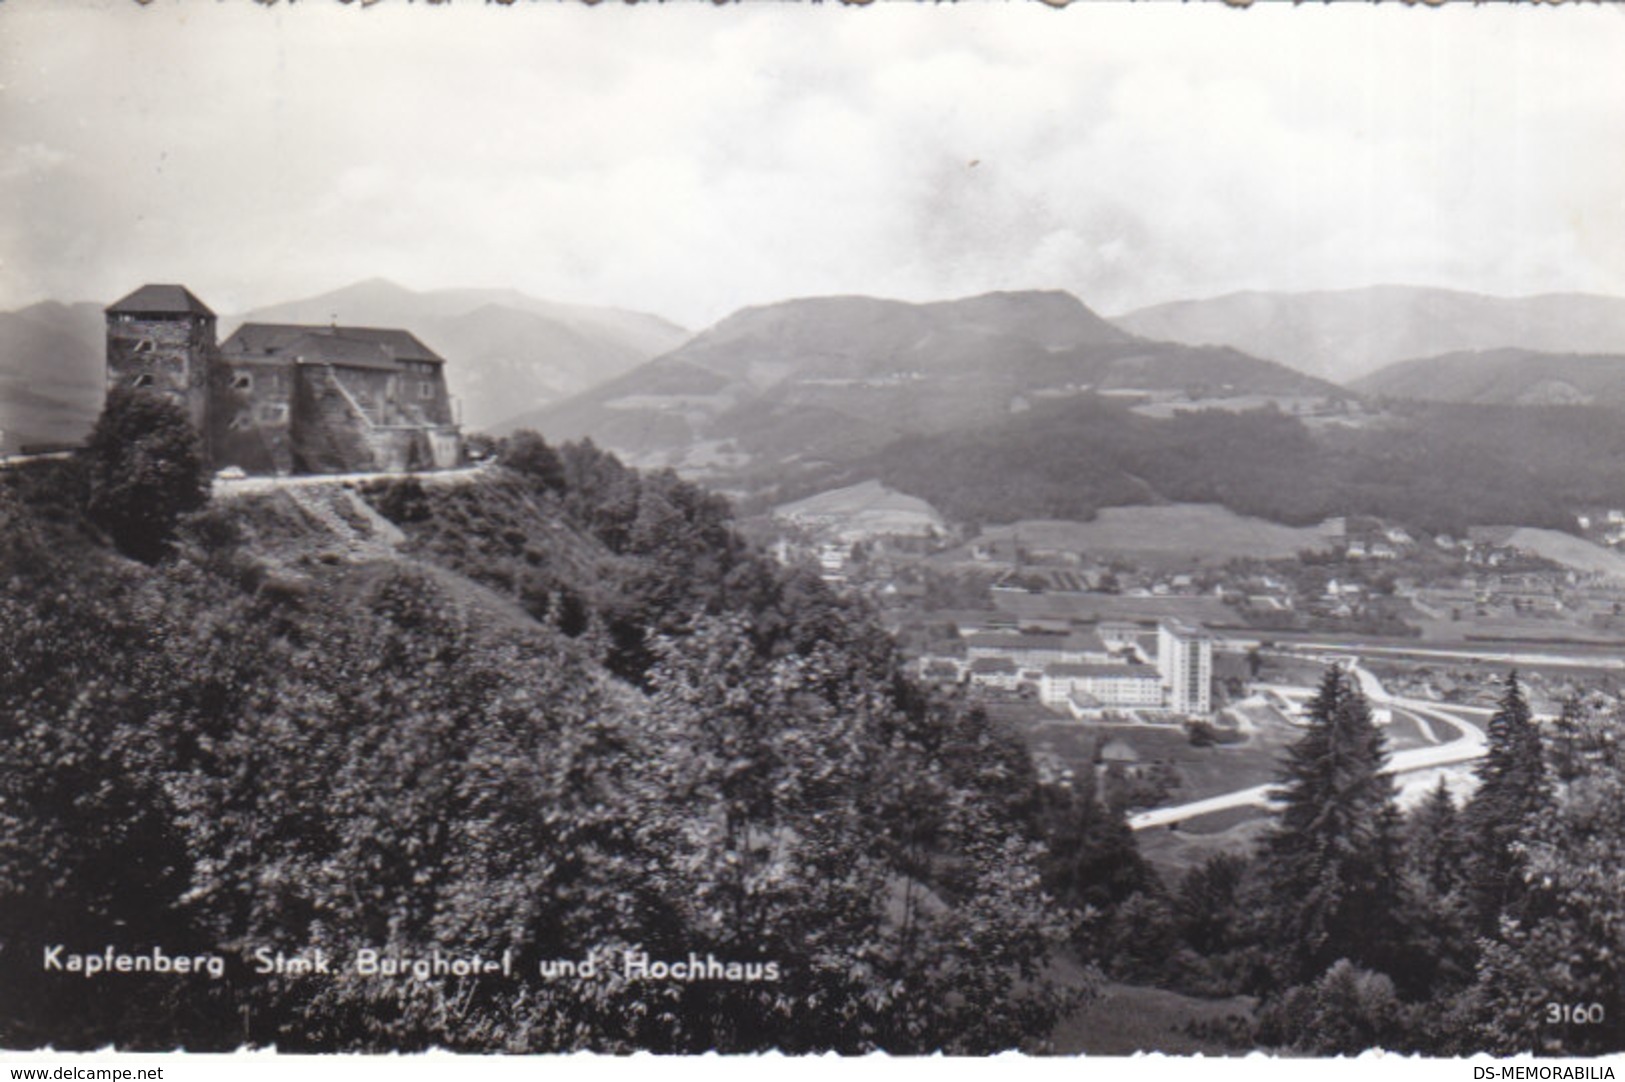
106;284;461;475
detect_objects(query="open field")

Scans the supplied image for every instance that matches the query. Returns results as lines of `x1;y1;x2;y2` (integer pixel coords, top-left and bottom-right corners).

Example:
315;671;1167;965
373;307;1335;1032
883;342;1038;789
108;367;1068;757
1137;815;1276;880
1175;804;1270;836
773;478;946;540
989;590;1243;627
1049;979;1258;1056
1001;709;1292;811
975;504;1339;564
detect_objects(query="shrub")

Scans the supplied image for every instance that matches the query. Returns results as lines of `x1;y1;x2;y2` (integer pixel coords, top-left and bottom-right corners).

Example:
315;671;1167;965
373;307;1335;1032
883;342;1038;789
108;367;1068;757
83;388;210;562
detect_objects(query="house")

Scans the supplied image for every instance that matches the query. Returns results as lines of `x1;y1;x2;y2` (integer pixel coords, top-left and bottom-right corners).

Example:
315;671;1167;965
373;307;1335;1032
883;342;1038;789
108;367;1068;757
106;284;461;475
966;656;1021;691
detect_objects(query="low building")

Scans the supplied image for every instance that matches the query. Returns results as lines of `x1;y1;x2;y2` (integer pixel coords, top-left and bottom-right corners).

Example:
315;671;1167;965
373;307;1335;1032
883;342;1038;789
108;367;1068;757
967;656;1021;692
962;630;1112;669
1040;662;1163;709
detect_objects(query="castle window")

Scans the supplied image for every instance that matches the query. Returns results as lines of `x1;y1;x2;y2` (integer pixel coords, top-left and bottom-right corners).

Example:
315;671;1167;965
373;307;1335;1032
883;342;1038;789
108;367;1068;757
131;373;153;388
229;411;253;431
133;338;155;354
232;372;253;392
419;380;435;400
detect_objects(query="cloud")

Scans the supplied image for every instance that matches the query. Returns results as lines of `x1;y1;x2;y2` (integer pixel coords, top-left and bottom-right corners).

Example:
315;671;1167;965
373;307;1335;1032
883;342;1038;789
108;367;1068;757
0;2;1620;326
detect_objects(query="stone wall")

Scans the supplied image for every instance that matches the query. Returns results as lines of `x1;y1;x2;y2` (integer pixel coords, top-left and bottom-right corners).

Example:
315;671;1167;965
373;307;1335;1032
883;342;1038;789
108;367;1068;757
105;314;214;434
291;365;378;473
209;359;295;475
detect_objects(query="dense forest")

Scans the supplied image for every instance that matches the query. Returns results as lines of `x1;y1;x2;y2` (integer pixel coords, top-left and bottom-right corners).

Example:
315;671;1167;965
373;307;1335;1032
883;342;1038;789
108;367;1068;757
0;396;1089;1052
4;391;1625;1054
864;396;1625;536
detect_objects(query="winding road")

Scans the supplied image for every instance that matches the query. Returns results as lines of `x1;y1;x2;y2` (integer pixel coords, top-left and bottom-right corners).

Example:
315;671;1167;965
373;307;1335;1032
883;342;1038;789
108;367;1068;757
1127;663;1489;831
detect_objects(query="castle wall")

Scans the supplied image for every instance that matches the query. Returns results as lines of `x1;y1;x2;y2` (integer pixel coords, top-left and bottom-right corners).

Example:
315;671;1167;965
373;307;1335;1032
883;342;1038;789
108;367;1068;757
105;290;463;477
395;362;456;427
209;360;295;475
291;365;381;474
106;314;214;434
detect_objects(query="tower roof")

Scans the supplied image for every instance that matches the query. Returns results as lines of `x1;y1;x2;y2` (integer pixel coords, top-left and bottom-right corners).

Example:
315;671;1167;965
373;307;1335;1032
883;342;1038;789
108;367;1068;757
107;284;215;318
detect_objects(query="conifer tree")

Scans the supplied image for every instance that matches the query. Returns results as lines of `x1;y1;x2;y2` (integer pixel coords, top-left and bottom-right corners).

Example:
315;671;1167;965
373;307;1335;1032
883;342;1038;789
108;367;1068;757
1260;664;1402;985
1463;671;1548;934
1398;778;1476;999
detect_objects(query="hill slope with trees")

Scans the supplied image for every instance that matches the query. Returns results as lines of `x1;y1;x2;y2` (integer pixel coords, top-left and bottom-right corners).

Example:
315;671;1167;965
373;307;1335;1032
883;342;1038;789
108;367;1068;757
851;395;1625;536
0;420;1081;1053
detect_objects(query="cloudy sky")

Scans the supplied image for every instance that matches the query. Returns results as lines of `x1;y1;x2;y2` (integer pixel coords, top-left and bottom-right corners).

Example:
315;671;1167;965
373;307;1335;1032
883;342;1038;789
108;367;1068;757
1;1;1621;328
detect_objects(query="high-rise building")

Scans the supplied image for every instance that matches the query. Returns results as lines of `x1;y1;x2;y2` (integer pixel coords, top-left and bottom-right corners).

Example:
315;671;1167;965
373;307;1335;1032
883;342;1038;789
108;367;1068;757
1157;619;1213;716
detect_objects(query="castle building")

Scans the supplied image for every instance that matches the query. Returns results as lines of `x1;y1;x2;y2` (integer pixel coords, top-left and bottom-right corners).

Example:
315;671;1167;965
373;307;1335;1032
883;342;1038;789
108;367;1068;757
106;284;461;475
1157;619;1214;716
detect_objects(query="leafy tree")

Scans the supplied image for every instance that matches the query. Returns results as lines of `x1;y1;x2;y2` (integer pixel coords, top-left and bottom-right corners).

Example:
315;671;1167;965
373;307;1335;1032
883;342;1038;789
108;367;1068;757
1462;745;1625;1055
501;429;567;494
1256;959;1409;1054
1258;665;1404;985
83;387;210;561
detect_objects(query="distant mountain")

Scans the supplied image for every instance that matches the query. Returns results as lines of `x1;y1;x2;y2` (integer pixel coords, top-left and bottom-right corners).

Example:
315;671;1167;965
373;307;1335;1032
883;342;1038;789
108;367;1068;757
1112;287;1625;384
511;289;1339;479
0;301;104;451
1355;348;1625;407
232;279;689;431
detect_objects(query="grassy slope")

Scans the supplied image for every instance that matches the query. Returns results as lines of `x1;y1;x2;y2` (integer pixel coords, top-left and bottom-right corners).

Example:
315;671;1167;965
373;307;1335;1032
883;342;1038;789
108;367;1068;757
1049;977;1258;1056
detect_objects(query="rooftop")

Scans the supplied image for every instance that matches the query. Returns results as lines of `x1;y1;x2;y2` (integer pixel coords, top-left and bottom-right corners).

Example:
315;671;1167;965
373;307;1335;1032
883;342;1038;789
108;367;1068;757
221;322;444;370
963;631;1108;653
1046;662;1158;679
107;284;215;318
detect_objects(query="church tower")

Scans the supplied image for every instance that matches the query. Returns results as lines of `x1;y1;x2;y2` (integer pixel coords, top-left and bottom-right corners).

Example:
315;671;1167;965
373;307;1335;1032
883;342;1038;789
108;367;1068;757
105;284;217;447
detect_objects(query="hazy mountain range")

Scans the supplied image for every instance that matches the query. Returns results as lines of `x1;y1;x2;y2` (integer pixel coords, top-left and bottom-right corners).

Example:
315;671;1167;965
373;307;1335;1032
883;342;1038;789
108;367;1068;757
1113;286;1625;385
512;289;1337;478
235;278;688;430
0;301;105;451
0;279;688;451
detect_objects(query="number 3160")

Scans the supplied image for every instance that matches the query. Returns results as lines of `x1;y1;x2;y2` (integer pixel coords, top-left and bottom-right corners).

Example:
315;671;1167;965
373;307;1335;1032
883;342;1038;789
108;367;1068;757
1546;1002;1605;1025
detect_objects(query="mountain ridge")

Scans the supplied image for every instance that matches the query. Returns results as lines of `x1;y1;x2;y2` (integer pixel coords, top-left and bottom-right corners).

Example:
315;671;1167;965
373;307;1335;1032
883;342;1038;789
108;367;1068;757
505;288;1339;478
1112;285;1625;385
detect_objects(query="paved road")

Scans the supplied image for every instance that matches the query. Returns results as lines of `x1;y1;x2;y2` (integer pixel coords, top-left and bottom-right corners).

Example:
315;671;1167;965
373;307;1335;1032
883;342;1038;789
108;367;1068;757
1128;667;1488;831
211;463;490;497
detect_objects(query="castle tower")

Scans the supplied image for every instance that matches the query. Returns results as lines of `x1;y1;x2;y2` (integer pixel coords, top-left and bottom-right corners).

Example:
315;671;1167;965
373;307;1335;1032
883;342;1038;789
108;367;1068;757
105;284;217;446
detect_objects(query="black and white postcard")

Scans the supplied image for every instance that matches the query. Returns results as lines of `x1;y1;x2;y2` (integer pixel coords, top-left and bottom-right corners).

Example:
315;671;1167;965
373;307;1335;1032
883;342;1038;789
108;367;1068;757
1;0;1623;1068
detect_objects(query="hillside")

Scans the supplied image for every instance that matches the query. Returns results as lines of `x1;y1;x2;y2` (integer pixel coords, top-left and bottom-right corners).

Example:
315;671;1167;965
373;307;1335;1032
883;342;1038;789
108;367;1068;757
1354;348;1625;407
0;447;1075;1053
514;289;1341;479
232;278;690;431
0;301;105;451
846;395;1625;536
1113;287;1625;385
